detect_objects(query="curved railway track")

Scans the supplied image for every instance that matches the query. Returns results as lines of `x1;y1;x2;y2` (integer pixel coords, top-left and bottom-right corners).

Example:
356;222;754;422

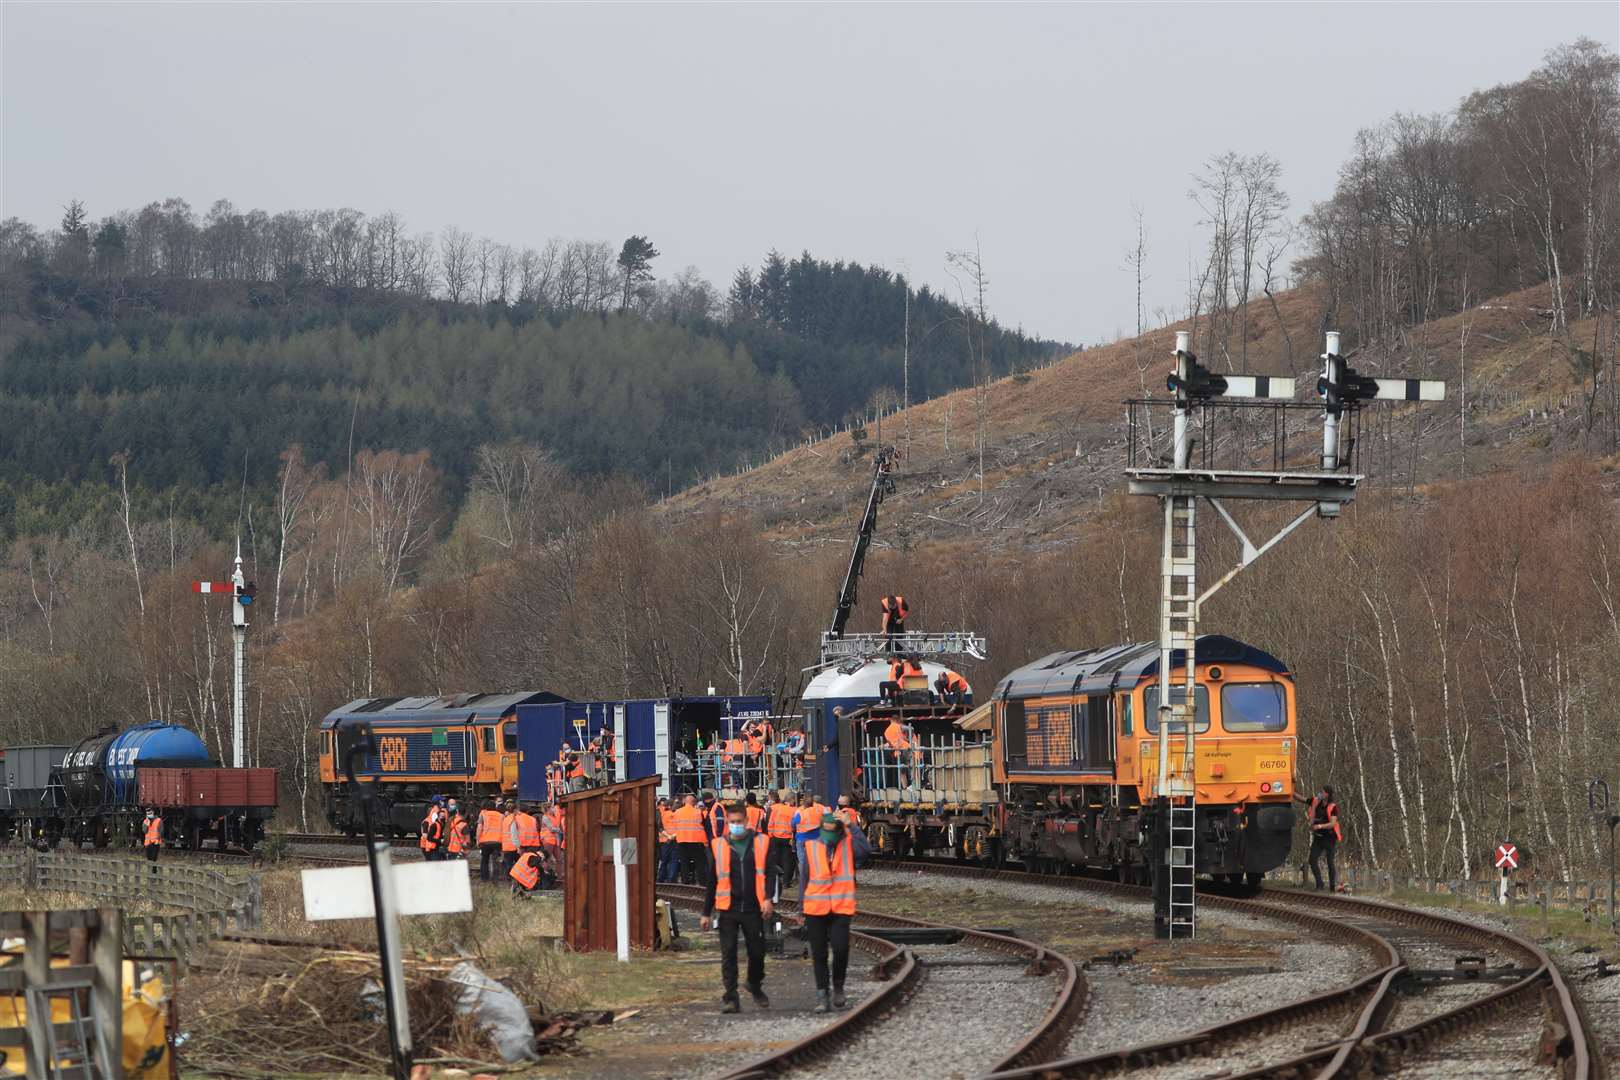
871;859;1599;1080
657;880;1083;1079
269;834;1601;1077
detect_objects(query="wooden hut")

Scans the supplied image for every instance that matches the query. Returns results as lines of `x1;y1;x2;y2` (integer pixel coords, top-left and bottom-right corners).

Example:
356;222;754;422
559;776;659;952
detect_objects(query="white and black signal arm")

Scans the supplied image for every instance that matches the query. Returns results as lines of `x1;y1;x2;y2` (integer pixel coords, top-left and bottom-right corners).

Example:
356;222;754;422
1167;330;1296;469
1168;331;1297;406
1317;331;1445;470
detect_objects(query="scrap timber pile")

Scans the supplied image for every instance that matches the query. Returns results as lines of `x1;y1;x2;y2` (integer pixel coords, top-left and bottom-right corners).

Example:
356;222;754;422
182;936;588;1075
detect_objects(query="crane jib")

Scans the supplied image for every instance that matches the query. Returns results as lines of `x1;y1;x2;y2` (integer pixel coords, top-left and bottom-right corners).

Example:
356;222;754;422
827;448;895;641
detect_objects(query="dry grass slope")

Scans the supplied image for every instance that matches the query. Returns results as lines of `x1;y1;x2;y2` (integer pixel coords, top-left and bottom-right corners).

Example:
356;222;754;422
662;282;1607;553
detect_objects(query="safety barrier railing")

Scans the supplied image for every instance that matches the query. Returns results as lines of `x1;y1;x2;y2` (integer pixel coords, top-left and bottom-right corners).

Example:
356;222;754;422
0;850;262;971
856;728;994;805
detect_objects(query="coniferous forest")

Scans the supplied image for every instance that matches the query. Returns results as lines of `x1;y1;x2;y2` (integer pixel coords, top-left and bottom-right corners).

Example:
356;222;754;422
0;215;1067;538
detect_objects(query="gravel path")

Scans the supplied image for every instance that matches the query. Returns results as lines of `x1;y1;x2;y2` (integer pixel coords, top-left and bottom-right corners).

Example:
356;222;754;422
788;938;1056;1080
654;968;879;1080
854;868;1375;1065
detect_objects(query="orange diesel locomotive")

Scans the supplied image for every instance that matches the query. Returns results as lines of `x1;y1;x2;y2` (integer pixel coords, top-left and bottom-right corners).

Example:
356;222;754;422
990;634;1296;884
842;634;1297;884
317;692;554;835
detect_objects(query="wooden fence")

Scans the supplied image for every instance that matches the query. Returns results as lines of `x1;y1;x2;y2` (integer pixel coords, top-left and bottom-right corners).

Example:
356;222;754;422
0;850;262;970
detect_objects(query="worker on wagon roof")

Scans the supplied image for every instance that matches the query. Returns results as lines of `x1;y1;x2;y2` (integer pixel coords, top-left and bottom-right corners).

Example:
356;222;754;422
880;594;909;651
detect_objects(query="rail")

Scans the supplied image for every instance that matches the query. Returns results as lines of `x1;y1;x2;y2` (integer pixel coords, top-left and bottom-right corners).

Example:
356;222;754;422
869;859;1602;1080
658;878;1085;1077
657;882;921;1079
0;849;262;971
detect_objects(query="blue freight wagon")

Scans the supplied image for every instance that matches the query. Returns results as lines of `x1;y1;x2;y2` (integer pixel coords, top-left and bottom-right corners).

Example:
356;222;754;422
516;694;771;802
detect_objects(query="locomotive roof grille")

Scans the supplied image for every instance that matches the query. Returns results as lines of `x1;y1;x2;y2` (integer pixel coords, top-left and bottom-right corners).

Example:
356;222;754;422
995;635;1288;701
320;691;568;728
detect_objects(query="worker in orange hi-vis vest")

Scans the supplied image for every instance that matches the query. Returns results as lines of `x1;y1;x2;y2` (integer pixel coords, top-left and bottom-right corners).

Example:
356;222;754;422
1305;785;1343;892
509;849;543;897
764;790;798;900
446;800;469;858
539;802;565;887
801;814;871;1012
143;809;163;874
499;799;520;877
419;798;446;861
656;796;680;883
743;791;766;834
672;794;709;885
701;802;774;1013
476;799;504;882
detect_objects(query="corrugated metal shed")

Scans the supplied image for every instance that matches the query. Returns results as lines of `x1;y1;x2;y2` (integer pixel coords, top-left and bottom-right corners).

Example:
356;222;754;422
995;635;1287;701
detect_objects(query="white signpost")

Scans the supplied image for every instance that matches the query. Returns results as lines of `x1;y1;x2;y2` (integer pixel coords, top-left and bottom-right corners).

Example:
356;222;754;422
613;837;638;963
301;856;473;1073
1495;841;1519;905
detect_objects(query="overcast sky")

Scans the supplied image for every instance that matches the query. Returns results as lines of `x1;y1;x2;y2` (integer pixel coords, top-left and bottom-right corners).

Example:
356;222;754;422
3;3;1615;344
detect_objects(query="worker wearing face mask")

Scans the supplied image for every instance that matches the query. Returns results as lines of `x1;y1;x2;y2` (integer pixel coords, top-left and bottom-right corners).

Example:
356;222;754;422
701;802;775;1013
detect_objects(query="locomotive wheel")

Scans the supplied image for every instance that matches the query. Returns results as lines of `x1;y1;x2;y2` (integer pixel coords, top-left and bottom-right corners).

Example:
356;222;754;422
1245;872;1264;889
92;819;109;849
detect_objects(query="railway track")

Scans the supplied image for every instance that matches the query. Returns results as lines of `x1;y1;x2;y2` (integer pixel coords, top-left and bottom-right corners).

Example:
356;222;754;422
868;859;1600;1080
656;880;1083;1080
266;837;1601;1077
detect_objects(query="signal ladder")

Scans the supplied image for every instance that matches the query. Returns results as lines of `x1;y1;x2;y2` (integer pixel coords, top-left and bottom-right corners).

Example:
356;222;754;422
1162;491;1199;939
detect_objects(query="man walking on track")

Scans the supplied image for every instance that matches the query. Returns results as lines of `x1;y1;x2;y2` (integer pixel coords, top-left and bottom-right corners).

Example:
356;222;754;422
702;802;774;1013
801;812;869;1011
1306;785;1341;892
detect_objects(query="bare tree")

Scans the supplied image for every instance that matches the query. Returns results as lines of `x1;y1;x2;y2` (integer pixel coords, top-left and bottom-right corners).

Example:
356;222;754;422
439;227;474;303
350;449;441;590
946;241;992;505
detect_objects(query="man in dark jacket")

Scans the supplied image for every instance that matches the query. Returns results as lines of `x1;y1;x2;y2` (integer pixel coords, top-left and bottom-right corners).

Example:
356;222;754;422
702;802;775;1013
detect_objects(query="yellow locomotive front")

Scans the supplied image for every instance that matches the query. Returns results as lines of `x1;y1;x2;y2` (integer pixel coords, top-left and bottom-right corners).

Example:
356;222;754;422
991;634;1297;882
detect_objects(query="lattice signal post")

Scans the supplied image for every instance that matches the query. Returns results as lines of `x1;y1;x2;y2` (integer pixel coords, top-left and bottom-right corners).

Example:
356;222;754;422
1128;331;1443;940
192;545;256;768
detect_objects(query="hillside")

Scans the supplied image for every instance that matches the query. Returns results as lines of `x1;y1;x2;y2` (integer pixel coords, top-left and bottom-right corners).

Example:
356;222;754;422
0;217;1066;537
663;280;1609;551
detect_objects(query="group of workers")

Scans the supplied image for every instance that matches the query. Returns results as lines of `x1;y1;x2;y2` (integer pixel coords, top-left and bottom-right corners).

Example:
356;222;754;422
688;791;870;1013
544;730;616;795
878;654;970;708
419;795;568;895
673;723;809;796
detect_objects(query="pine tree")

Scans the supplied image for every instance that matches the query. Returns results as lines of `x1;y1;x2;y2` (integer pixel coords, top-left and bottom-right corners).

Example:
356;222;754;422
617;235;660;312
56;200;91;276
756;250;789;326
727;266;756;320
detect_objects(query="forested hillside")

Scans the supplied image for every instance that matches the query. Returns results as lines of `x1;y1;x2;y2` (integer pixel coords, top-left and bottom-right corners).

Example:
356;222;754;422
0;215;1067;534
0;40;1615;884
